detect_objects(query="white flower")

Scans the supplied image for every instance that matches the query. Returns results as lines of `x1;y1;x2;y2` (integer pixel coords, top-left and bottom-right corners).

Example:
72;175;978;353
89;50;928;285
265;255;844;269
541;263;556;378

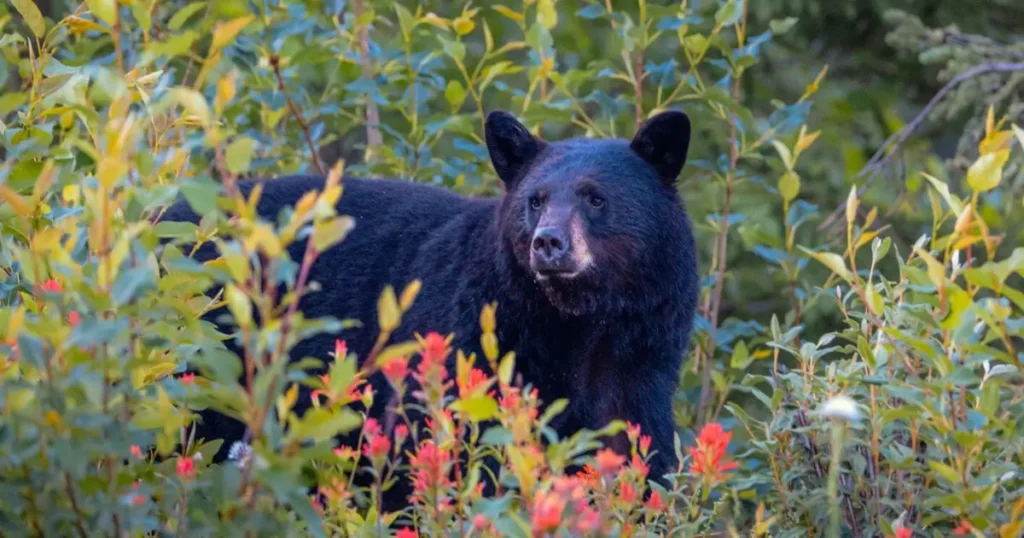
821;394;862;422
227;441;253;470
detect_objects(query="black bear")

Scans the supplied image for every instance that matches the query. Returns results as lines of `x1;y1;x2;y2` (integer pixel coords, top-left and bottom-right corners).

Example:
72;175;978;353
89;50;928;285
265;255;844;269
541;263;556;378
158;109;698;510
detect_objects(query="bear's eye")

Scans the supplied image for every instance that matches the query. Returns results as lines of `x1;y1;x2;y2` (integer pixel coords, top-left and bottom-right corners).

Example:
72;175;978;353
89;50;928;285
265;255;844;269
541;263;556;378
529;196;543;210
589;194;606;209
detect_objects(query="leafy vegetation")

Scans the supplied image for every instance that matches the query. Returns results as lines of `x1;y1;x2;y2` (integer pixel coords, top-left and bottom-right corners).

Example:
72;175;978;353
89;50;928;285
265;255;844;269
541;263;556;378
1;0;1022;536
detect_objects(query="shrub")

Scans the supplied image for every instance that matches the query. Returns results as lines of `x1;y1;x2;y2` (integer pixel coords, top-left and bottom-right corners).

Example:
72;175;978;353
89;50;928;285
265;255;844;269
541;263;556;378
1;0;1022;536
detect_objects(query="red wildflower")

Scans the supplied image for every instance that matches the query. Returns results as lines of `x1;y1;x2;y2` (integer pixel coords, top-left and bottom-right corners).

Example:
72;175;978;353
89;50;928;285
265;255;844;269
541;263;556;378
180;373;195;385
363;435;391;458
472;515;489;530
68;311;81;327
594;448;626;476
41;279;62;293
577;464;601;487
631;453;648;477
409;441;454;502
334;446;356;460
639;435;652;456
321;476;351;504
646;490;665;511
396;528;418;538
382;356;409;384
458;367;489;397
130;445;143;459
576;507;600;533
333;339;347;360
626;422;641;442
891;527;912;538
130;494;146;505
310;495;324;516
530;490;565;533
394;424;409;446
420;332;450;365
499;387;521;410
176;456;195;479
363;417;382;439
618;482;637;504
952;520;971;536
688;422;738;483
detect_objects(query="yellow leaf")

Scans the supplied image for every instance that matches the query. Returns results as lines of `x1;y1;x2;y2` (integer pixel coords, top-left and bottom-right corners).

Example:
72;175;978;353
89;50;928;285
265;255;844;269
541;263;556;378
421;12;450;29
795;129;820;154
5;306;25;343
537;0;557;29
169;87;211;127
799;248;853;283
452;16;475;36
212;15;255;51
0;186;32;216
225;284;253;327
492;5;524;23
498;351;515;386
373;340;421;366
914;247;947;290
85;0;116;26
399;280;421;311
65;15;107;35
479;302;497;333
966;149;1009;193
845;186;858;225
62;184;81;204
377;285;400;333
11;0;46;37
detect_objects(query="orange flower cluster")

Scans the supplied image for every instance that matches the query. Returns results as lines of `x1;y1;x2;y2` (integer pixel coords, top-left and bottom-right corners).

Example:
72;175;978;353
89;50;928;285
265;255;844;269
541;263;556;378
688;423;738;483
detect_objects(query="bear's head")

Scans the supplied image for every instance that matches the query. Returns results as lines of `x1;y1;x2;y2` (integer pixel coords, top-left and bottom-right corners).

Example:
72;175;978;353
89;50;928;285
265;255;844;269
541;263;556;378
486;110;695;316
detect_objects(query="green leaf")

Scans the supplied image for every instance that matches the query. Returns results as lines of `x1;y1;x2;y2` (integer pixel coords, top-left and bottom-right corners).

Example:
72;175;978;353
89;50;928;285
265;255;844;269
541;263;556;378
729;340;752;370
439;36;466;64
927;460;961;485
225;136;256;174
778;170;800;202
169;2;207;31
289;408;362;443
112;266;156;306
11;0;46;37
86;0;117;27
445;80;467;112
714;0;743;27
966;149;1009;193
921;172;963;214
769;17;798;35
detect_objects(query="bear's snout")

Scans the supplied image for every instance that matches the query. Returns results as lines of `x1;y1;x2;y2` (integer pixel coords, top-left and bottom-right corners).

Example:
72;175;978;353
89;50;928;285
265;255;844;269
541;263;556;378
532;226;570;270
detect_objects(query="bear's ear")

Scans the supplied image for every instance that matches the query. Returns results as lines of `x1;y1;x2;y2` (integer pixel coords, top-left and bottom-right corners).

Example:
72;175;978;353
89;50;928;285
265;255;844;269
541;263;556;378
485;110;546;187
629;110;691;185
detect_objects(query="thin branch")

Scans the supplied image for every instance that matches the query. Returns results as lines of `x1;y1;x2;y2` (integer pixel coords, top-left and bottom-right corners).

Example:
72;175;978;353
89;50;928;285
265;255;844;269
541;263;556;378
352;0;383;152
819;62;1024;231
269;54;326;175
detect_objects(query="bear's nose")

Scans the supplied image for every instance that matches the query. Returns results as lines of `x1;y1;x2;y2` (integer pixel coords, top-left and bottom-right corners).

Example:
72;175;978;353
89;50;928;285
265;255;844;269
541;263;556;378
532;227;569;261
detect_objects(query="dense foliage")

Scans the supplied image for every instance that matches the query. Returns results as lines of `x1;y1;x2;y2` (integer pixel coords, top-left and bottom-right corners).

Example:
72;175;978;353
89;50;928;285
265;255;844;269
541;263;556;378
1;0;1022;536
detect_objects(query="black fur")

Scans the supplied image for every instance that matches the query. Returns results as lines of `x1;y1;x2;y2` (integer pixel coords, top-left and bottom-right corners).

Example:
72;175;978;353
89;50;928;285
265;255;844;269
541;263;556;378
158;110;699;511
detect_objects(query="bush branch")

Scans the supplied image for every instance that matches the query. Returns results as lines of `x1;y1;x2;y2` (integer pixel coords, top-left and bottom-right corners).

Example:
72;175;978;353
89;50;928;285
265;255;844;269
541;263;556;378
352;0;383;152
819;62;1024;231
269;54;326;175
